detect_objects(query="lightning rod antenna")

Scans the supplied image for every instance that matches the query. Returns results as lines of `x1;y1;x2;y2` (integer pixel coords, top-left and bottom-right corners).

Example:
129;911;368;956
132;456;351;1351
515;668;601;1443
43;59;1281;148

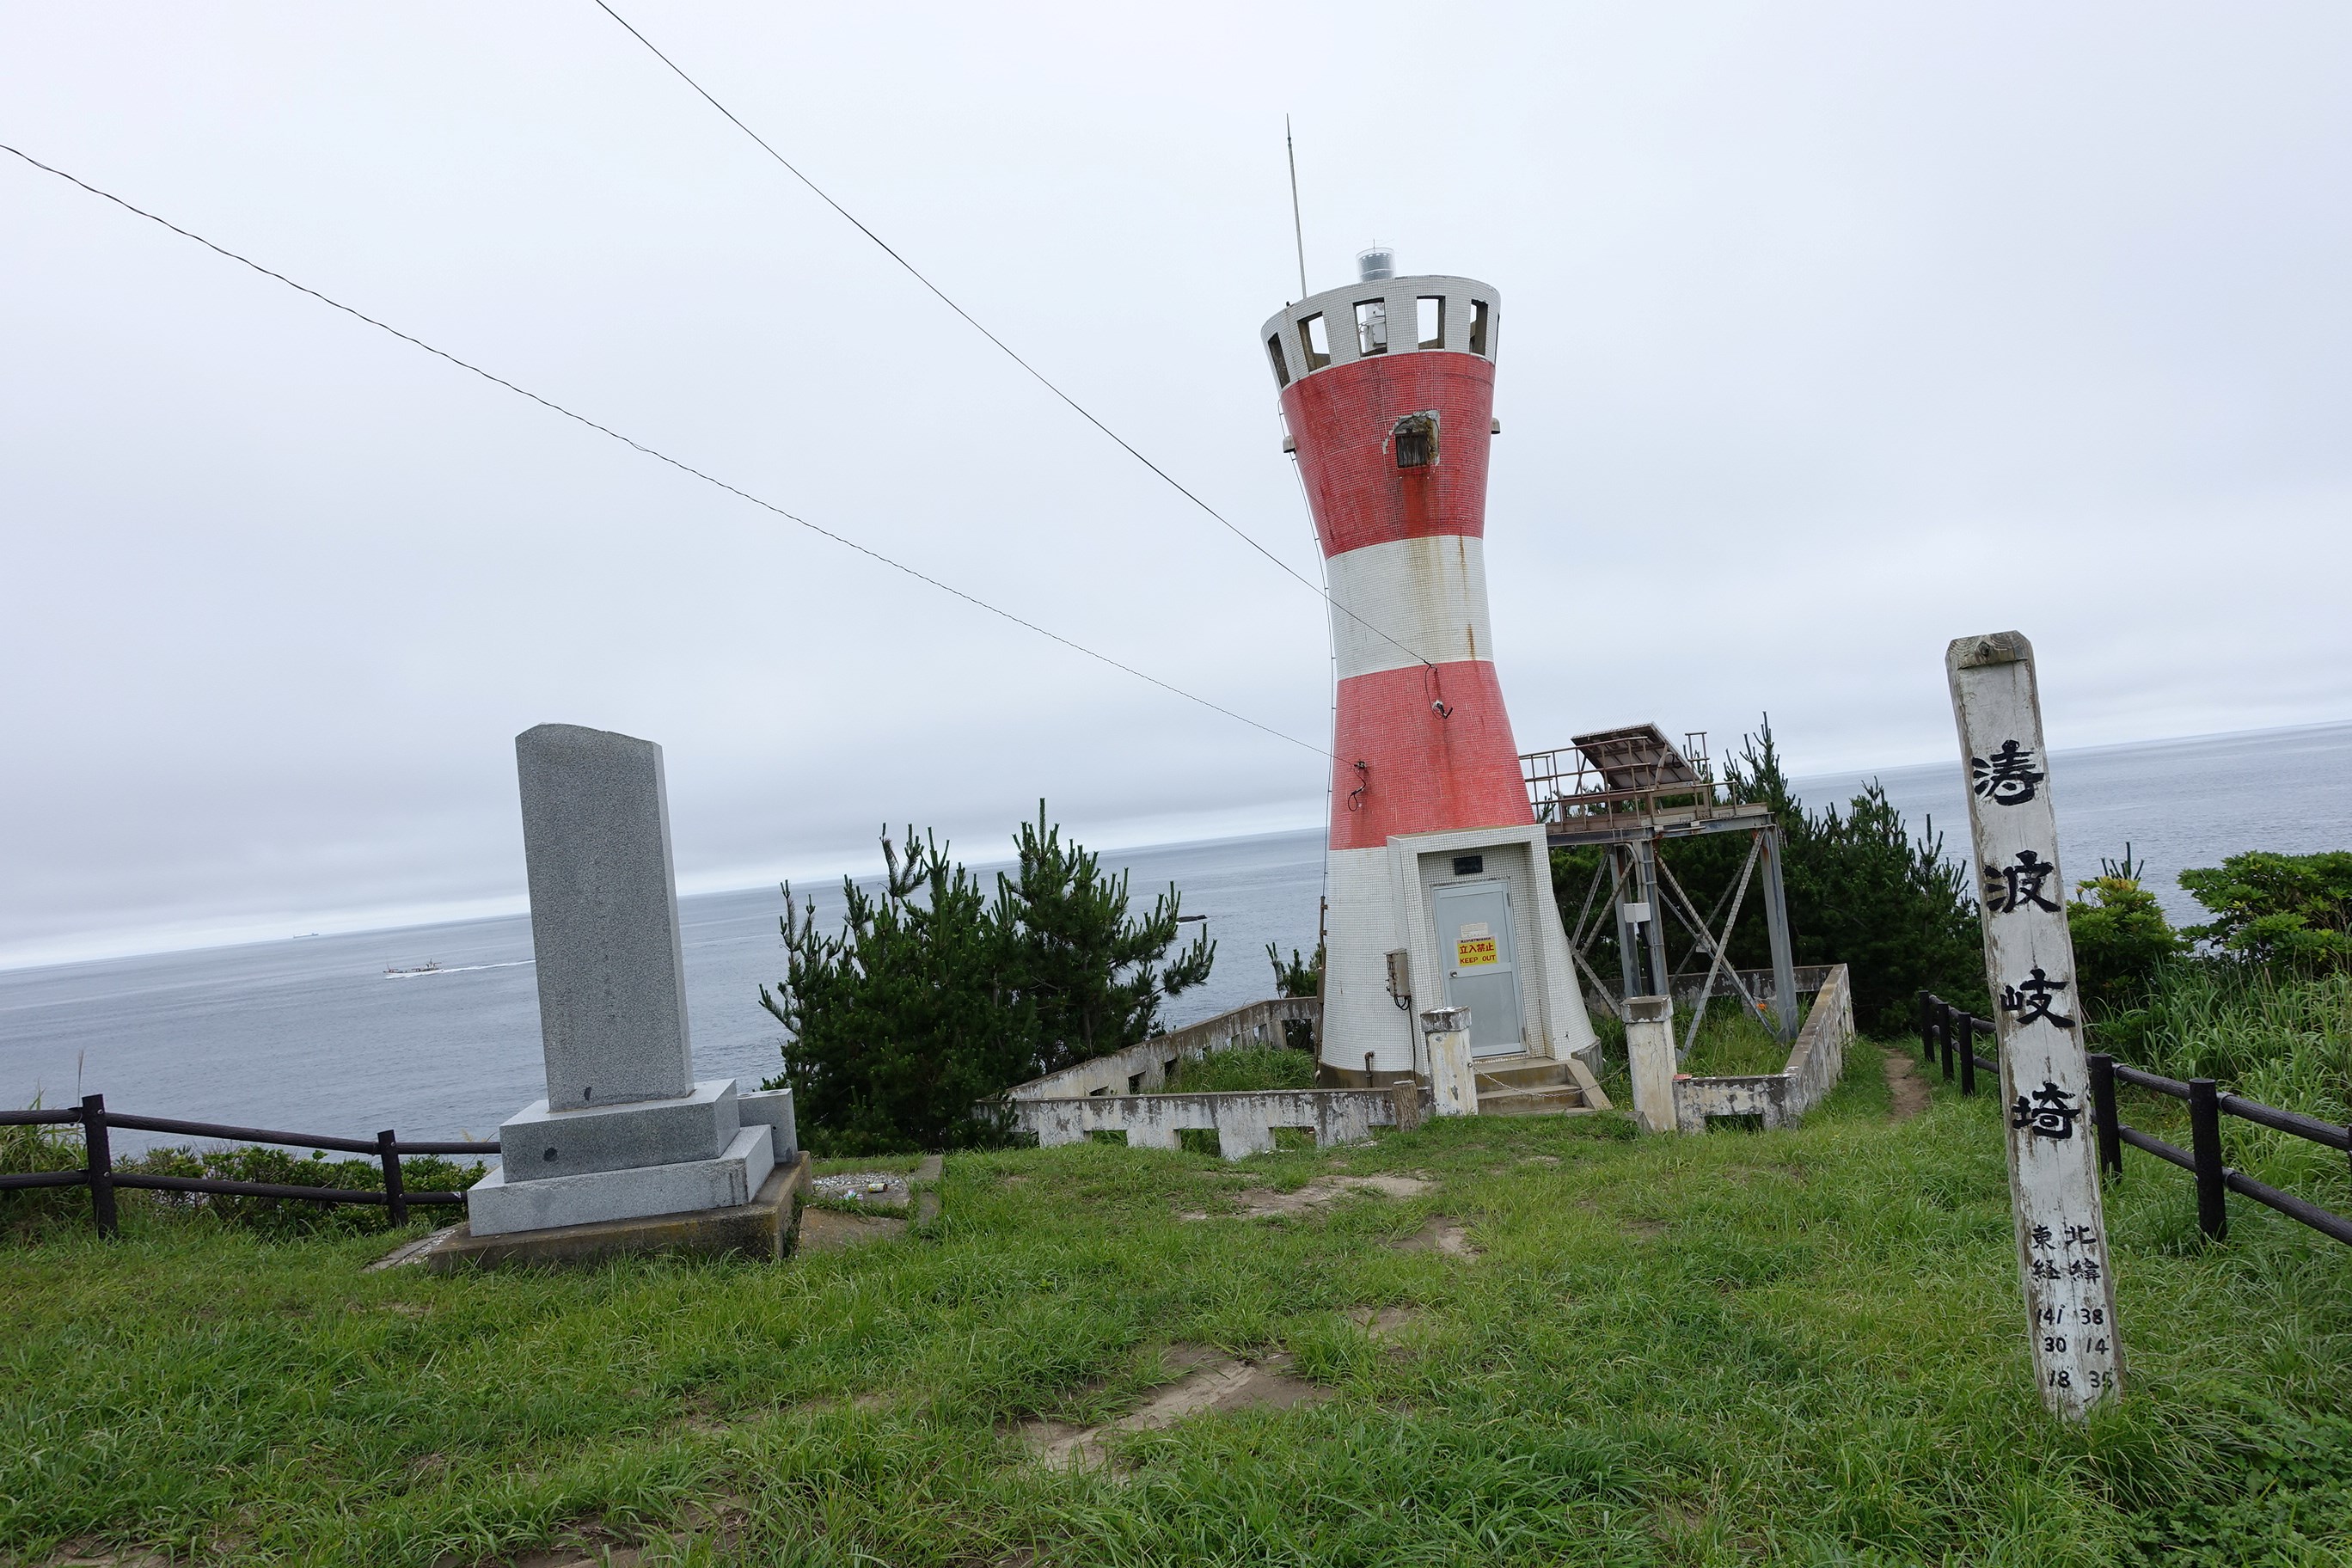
1285;114;1308;299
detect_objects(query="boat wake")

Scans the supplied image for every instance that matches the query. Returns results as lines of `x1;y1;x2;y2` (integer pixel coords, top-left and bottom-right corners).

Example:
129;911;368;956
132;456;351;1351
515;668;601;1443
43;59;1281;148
383;959;534;979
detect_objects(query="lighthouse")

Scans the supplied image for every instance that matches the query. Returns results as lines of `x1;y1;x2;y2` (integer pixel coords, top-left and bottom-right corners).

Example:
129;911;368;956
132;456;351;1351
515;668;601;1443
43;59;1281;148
1265;251;1599;1086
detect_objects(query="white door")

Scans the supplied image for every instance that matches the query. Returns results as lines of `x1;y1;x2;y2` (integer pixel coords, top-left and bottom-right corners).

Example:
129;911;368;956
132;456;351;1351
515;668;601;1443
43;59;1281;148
1435;879;1527;1058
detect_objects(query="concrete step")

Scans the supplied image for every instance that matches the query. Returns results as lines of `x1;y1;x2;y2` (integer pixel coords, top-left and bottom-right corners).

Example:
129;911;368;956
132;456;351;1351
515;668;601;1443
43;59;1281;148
1475;1084;1590;1118
1473;1056;1577;1092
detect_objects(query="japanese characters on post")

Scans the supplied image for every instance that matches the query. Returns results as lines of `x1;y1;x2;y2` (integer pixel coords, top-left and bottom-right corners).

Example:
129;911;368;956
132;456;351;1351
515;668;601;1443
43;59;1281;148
1946;631;2124;1419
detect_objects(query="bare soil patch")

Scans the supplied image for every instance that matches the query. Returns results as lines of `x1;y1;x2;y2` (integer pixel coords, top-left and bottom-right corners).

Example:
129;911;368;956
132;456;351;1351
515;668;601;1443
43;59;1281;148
796;1208;905;1253
1349;1305;1424;1342
1021;1345;1329;1468
1393;1216;1478;1257
1193;1173;1433;1220
1622;1217;1669;1241
1882;1049;1930;1122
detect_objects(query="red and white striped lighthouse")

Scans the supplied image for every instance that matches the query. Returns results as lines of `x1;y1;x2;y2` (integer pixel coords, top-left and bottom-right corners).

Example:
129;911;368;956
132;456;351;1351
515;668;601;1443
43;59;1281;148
1265;251;1597;1081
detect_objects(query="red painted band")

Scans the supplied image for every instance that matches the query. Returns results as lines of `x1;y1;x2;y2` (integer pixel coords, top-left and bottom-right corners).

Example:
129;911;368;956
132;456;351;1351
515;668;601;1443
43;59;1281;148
1328;659;1533;852
1283;352;1496;560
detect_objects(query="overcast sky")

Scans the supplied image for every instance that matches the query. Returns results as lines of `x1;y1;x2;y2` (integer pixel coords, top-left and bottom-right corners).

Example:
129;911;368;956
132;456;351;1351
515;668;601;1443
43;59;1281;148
3;2;2348;968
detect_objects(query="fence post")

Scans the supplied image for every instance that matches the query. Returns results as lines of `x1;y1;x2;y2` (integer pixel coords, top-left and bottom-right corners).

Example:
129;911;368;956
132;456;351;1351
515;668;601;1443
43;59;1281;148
2188;1078;2227;1244
1957;1013;1977;1097
1938;1001;1955;1082
1916;990;1932;1063
377;1130;407;1227
81;1093;117;1240
2087;1053;2122;1180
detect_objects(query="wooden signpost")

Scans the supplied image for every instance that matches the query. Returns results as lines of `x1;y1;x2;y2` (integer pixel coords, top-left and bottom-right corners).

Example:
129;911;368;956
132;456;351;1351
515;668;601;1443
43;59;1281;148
1946;631;2123;1419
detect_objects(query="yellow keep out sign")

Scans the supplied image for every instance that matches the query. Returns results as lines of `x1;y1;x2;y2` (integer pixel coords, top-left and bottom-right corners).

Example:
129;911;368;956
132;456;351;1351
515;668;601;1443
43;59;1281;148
1455;937;1498;968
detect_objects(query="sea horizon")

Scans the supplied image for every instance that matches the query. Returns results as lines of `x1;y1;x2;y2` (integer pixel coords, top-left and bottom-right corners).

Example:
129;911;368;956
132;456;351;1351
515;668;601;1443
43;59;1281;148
4;714;2347;977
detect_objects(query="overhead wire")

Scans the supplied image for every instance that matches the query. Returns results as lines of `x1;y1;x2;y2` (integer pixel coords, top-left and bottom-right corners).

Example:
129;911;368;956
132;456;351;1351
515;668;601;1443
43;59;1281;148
0;141;1327;760
588;0;1442;676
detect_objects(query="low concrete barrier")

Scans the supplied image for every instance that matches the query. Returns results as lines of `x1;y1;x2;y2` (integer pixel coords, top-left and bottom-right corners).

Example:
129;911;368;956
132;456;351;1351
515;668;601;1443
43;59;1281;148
1672;964;1854;1133
1005;997;1321;1102
1008;1086;1418;1160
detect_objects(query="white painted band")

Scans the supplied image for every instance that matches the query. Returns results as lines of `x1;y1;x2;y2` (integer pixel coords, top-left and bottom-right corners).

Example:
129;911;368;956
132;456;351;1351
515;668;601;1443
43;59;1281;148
1326;535;1495;681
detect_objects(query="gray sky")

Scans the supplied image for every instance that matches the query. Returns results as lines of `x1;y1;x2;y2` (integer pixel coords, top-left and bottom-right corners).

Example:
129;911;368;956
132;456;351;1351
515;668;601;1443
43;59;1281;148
3;2;2348;968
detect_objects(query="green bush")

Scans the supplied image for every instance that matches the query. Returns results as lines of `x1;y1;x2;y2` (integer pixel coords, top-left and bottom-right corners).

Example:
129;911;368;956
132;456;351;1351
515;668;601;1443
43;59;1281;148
3;1112;485;1241
0;1112;86;1240
2180;850;2352;973
1265;940;1321;1049
119;1145;487;1237
2067;873;2184;1020
763;806;1214;1156
2103;964;2352;1240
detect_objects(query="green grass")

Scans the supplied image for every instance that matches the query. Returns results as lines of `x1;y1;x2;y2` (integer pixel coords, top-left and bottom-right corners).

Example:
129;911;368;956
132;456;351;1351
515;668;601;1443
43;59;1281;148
3;1048;2349;1565
1677;998;1804;1078
1161;1046;1320;1095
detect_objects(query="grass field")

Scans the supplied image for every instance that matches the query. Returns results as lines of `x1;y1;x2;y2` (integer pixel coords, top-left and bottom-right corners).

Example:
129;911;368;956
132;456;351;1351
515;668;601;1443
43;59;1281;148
3;1042;2349;1566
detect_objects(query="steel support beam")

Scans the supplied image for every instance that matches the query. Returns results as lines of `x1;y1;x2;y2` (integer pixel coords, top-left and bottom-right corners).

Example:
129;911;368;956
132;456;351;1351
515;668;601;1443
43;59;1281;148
1760;826;1799;1041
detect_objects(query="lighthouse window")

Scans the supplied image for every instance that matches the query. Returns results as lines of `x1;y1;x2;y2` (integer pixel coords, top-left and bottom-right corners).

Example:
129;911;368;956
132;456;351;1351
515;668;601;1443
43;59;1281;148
1354;298;1388;356
1298;312;1331;371
1468;299;1491;357
1393;411;1437;469
1418;296;1445;349
1266;334;1291;389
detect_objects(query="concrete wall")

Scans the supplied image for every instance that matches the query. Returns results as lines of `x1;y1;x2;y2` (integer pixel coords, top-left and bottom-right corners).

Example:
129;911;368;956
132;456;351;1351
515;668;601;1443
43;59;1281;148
1008;1086;1421;1160
1005;997;1321;1102
1672;964;1855;1133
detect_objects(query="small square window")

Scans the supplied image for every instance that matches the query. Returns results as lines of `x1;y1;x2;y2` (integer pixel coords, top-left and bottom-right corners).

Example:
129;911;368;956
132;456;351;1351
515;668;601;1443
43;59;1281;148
1393;411;1438;469
1468;299;1491;357
1299;313;1331;371
1266;334;1291;389
1355;298;1388;356
1418;296;1444;349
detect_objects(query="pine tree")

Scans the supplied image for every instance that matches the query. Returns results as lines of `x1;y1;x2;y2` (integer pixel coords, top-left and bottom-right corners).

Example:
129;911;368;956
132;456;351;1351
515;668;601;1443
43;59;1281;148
760;807;1216;1153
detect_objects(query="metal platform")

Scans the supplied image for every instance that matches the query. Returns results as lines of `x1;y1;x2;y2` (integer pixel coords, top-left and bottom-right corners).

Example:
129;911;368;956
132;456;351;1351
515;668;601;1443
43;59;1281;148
1521;725;1799;1050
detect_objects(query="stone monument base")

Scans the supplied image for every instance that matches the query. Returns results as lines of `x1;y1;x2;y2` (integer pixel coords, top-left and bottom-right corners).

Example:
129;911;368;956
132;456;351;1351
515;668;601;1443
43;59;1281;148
429;1153;809;1272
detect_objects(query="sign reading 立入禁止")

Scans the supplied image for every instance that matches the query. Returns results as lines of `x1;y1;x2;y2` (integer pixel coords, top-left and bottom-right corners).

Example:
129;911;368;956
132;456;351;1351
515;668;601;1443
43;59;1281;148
1947;631;2124;1420
1456;938;1498;967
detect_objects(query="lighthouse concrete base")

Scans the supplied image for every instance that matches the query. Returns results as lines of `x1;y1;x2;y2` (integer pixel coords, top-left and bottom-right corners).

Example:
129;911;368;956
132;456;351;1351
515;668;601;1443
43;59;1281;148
1318;824;1599;1083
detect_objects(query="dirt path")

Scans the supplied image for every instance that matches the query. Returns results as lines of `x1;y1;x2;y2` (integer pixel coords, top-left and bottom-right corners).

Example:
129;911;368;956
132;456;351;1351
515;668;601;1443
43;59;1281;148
1882;1049;1930;1122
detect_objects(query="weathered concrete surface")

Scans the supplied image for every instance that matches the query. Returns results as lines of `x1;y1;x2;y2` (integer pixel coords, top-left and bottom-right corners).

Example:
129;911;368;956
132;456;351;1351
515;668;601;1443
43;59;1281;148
736;1086;799;1165
495;1078;739;1181
1010;1087;1418;1161
464;1124;775;1236
1625;995;1677;1133
1422;1007;1477;1117
1673;964;1855;1132
430;1154;806;1271
514;724;695;1112
1006;997;1321;1101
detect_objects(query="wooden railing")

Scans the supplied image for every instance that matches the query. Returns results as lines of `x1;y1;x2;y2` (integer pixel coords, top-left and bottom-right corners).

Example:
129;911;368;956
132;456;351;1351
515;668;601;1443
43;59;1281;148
0;1094;497;1238
1917;994;2351;1249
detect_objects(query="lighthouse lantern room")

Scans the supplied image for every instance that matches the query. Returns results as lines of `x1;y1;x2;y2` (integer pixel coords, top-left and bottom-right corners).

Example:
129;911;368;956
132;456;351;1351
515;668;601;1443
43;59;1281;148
1265;250;1601;1087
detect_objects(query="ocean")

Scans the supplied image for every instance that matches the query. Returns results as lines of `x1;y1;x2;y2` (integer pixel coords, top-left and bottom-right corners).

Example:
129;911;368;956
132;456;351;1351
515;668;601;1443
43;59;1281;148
2;720;2345;1152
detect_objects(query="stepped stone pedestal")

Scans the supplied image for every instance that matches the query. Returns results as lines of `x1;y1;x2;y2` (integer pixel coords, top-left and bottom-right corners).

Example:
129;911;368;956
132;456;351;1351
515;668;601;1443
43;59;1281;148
450;724;800;1263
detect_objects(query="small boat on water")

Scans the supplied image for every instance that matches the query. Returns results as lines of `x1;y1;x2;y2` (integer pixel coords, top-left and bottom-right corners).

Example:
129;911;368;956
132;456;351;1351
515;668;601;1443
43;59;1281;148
383;959;443;977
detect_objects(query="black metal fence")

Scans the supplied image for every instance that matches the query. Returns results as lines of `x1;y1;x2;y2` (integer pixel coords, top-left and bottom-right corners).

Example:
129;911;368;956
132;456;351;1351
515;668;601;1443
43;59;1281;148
0;1094;498;1238
1917;993;2352;1249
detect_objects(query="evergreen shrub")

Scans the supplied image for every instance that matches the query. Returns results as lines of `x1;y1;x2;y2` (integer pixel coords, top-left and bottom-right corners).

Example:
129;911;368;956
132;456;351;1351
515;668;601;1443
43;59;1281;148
762;805;1214;1155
